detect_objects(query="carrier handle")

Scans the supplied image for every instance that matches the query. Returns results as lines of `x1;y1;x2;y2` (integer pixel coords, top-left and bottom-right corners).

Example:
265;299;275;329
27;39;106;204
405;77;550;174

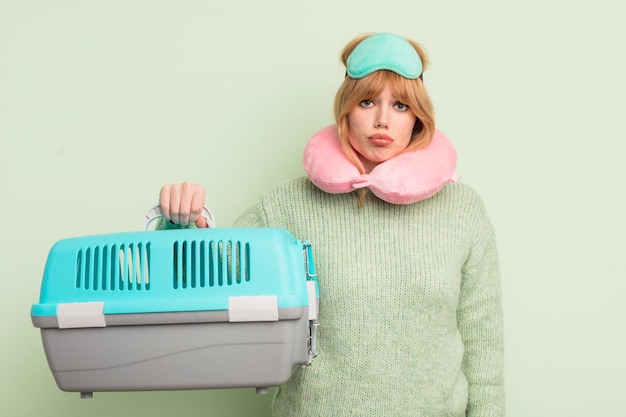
142;205;216;231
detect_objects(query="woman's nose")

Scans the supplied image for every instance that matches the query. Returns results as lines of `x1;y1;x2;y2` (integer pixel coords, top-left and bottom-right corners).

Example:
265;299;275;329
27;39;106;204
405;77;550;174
374;109;389;128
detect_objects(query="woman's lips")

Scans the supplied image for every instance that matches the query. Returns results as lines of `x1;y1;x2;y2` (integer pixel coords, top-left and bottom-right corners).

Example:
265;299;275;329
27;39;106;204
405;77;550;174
369;133;393;146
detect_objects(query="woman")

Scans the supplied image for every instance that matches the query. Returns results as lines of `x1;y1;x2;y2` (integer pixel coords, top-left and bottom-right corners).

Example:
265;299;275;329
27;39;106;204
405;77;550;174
159;33;504;417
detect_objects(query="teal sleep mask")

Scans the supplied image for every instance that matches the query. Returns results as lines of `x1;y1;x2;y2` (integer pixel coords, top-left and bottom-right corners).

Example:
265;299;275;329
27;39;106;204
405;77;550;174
346;33;423;80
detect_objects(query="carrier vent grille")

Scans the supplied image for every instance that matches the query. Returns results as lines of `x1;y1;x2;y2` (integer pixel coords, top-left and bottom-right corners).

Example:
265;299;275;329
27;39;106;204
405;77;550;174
75;243;151;291
173;240;251;289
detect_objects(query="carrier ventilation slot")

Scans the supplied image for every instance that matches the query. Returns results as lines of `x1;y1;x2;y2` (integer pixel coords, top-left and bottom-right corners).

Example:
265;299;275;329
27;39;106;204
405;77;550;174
173;240;251;289
75;243;151;291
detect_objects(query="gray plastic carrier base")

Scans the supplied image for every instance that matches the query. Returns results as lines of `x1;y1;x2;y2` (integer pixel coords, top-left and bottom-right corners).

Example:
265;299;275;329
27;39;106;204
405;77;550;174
34;307;311;397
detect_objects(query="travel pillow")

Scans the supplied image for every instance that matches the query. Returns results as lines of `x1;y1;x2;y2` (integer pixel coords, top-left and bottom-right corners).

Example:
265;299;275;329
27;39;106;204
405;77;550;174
303;124;459;204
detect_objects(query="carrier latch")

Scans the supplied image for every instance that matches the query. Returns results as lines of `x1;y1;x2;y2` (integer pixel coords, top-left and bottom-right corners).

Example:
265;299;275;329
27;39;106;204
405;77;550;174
303;241;319;365
57;302;106;329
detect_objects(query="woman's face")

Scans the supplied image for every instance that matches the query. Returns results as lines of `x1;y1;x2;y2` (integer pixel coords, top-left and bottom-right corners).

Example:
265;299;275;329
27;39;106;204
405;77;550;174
347;86;417;173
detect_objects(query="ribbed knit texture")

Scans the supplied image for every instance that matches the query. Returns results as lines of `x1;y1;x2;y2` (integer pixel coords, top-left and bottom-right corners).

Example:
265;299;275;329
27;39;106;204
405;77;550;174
234;177;504;417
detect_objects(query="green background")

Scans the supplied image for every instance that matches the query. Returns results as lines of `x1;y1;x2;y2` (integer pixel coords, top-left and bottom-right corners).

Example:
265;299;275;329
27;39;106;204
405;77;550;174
2;1;624;416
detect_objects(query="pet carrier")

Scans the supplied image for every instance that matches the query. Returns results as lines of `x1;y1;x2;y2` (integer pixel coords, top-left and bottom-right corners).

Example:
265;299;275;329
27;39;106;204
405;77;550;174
31;207;319;398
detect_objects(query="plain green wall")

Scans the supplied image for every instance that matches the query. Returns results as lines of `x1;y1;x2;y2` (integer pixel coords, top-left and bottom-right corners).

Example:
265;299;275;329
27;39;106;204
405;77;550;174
2;1;625;416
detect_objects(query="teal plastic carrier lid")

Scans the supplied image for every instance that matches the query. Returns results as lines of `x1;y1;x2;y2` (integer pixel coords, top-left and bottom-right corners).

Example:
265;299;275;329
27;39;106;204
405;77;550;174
31;228;317;317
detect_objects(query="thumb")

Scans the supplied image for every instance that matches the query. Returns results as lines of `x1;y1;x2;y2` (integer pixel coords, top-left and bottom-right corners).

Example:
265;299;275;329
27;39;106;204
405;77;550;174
196;216;210;228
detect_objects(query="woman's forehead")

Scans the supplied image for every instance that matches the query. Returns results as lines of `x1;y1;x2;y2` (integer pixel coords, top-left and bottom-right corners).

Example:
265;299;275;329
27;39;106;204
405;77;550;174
359;80;409;100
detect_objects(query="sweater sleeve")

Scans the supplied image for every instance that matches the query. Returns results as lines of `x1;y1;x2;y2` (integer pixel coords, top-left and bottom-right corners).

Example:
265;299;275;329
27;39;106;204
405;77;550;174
233;200;271;228
458;212;505;417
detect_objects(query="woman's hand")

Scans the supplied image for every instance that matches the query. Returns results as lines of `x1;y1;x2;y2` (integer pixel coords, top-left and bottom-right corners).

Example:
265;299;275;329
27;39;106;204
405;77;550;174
159;182;209;228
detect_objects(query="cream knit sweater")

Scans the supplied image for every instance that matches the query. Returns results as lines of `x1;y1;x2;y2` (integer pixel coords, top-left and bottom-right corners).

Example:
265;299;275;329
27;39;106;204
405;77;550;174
234;177;504;417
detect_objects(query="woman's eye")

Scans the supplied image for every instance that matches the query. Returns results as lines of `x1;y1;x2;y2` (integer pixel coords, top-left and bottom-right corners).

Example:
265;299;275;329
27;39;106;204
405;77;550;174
359;99;373;107
394;102;409;111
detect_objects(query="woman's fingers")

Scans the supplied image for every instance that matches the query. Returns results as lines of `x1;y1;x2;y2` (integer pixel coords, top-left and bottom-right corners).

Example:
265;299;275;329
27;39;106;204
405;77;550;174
189;186;207;226
159;185;173;222
159;182;206;226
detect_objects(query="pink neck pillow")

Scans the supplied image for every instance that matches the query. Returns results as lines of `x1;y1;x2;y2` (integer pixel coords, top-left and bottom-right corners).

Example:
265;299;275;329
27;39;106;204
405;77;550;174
303;125;460;204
